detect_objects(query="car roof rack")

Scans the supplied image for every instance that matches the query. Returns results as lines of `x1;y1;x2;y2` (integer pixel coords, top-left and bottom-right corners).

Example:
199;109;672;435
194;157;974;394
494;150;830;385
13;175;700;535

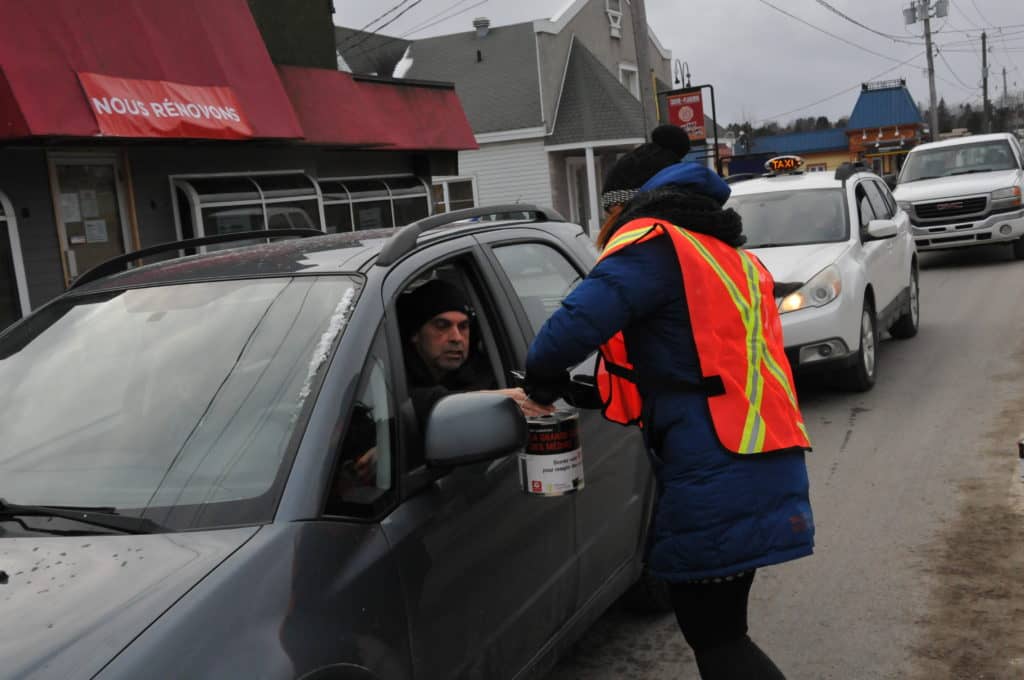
834;161;872;182
375;204;565;267
70;228;324;289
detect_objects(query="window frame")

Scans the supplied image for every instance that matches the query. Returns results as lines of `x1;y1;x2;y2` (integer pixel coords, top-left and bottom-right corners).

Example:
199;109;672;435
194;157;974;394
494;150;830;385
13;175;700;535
431;176;478;214
319;174;432;231
618;62;640;99
171;170;326;246
0;190;30;328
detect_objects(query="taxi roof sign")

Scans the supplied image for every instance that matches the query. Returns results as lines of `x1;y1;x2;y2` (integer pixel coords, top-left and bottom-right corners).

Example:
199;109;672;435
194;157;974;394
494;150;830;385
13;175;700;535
765;155;804;174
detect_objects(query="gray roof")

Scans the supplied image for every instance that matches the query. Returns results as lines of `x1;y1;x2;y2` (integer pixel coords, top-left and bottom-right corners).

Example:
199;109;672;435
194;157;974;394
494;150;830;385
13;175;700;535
547;39;645;146
335;26;411;77
404;22;541;133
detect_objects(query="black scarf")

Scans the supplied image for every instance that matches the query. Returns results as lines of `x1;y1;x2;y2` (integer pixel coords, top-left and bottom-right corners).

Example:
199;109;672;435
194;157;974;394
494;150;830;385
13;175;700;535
612;184;746;248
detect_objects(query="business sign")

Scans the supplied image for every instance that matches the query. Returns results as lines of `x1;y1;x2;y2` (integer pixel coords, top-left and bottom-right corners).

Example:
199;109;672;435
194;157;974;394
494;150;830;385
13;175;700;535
77;72;254;140
666;88;706;142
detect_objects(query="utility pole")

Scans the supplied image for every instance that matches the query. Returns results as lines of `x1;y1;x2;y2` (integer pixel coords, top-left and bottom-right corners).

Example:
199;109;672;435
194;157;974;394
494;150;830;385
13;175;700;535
630;0;657;138
905;1;946;138
1003;67;1009;108
982;32;990;133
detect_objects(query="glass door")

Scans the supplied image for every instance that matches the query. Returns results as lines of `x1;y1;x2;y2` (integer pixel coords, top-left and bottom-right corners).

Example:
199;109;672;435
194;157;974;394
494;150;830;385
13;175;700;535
50;156;132;282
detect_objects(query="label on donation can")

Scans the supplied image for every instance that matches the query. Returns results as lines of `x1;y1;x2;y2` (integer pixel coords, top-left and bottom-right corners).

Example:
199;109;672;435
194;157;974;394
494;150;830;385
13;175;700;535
519;408;585;497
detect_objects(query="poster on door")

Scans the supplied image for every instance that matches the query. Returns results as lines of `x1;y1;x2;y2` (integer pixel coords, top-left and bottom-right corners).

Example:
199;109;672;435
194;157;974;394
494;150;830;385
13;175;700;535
666;89;707;142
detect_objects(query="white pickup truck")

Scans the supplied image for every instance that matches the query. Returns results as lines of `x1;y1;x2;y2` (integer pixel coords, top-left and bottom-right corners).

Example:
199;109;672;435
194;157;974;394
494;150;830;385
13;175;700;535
891;133;1024;258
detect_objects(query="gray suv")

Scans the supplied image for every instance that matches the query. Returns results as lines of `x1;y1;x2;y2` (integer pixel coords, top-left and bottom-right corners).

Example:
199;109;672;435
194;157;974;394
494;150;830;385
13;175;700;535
0;206;663;680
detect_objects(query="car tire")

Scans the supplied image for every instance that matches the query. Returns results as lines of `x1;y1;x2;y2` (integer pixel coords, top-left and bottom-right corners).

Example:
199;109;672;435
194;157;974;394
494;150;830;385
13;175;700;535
622;564;674;614
840;298;877;392
1013;237;1024;260
889;267;920;339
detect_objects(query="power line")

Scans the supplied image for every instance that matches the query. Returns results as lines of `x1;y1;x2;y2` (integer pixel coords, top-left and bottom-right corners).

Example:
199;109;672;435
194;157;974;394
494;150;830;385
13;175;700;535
757;0;922;65
342;0;427;54
399;0;481;37
338;0;419;49
401;0;489;37
753;51;927;124
814;0;923;45
935;45;977;90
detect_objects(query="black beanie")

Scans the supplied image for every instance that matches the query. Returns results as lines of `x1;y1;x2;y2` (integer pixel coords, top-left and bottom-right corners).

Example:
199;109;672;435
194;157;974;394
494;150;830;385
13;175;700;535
398;279;475;338
601;125;691;209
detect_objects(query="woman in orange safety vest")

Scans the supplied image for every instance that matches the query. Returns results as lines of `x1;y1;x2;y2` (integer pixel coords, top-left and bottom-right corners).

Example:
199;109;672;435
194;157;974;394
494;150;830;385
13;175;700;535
524;125;814;680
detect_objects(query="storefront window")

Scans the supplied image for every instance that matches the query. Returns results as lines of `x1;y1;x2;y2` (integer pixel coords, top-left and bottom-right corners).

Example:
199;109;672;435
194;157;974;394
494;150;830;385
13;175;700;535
318;176;430;232
0;194;28;331
175;173;324;249
432;178;476;213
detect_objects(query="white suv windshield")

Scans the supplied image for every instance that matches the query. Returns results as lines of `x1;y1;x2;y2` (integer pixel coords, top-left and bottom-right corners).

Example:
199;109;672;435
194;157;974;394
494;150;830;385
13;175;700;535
727;188;848;248
0;276;359;530
900;140;1019;182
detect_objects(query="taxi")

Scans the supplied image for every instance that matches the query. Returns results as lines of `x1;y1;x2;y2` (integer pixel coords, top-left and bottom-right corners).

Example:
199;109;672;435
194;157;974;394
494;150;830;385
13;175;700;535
726;156;920;390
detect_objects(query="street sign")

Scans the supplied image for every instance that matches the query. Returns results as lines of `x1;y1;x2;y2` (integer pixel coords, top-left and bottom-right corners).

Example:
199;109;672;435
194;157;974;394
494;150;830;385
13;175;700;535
666;88;706;142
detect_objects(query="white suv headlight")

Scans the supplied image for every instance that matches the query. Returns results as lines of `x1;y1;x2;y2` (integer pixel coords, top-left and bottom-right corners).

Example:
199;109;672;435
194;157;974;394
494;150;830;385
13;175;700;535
991;186;1022;209
897;200;913;213
779;265;842;314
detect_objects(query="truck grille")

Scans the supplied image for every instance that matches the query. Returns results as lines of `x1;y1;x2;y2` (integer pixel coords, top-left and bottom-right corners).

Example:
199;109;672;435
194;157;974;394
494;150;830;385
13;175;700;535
914;196;987;220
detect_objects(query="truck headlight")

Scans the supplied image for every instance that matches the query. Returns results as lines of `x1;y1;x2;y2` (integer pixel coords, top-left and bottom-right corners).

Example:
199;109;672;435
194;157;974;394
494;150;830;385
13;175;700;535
897;200;913;213
991;186;1022;209
779;265;842;314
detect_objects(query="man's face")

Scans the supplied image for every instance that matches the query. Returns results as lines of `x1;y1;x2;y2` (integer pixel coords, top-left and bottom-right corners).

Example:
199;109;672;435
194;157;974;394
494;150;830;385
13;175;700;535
412;310;471;378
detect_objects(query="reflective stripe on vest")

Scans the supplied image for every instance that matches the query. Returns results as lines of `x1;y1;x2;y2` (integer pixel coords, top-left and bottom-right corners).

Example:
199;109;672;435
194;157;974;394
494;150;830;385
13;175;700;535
595;219;810;454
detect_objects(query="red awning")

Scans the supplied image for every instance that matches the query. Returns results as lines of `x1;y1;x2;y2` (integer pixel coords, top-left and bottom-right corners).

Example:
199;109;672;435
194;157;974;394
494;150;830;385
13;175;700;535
278;66;478;151
0;0;302;140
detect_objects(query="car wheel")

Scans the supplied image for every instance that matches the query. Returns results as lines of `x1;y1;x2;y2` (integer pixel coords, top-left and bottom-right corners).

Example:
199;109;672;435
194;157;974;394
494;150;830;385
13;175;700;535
1013;237;1024;260
889;267;919;339
622;564;674;614
840;299;877;392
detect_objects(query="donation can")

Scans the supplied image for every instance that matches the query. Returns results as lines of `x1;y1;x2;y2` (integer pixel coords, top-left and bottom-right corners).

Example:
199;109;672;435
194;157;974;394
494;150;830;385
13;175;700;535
519;408;584;497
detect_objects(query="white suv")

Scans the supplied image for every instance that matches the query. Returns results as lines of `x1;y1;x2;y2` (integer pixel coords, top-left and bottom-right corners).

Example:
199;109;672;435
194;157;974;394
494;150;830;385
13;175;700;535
892;133;1024;257
727;157;920;391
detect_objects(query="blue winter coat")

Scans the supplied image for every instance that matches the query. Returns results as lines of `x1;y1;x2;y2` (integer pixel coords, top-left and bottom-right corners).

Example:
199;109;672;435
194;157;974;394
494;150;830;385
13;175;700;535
526;223;815;582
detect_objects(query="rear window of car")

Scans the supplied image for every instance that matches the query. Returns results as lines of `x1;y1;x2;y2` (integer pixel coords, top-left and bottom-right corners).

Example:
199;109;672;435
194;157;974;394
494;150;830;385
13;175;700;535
726;188;848;248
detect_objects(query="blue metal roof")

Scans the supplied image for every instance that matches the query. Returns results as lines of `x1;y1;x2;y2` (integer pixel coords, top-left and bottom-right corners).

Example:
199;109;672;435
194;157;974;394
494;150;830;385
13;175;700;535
847;85;923;129
744;128;849;155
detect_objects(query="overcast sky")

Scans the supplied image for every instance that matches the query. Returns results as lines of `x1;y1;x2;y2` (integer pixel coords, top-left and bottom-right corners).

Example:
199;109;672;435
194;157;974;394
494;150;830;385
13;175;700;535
334;0;1024;126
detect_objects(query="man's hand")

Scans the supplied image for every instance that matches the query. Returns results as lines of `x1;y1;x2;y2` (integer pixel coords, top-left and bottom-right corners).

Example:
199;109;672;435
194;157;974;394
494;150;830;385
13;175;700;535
493;387;556;417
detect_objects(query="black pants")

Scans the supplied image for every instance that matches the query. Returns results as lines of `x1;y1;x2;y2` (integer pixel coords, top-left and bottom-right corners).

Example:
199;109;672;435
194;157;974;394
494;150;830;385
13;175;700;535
669;571;786;680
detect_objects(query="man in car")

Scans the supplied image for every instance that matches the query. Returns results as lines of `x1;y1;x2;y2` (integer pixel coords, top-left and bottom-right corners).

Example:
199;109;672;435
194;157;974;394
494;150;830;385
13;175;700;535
398;279;552;428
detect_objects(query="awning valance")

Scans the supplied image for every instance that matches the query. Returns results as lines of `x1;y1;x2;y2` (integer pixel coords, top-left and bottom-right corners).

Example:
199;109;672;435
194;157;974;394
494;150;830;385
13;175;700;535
0;0;302;140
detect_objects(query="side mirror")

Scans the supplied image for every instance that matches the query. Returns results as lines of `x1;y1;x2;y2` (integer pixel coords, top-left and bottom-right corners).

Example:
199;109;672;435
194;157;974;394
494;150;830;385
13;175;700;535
866;218;898;240
563;374;604;410
424;393;527;466
883;173;898;190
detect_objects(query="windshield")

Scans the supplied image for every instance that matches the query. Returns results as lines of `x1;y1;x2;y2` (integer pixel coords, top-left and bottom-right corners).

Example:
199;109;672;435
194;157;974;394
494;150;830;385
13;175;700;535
726;189;848;248
0;276;360;531
899;140;1019;182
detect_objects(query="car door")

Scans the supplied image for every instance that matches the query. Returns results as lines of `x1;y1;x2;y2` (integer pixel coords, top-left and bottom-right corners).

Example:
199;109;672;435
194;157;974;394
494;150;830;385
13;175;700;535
475;228;652;614
377;237;577;680
852;181;894;315
862;179;904;311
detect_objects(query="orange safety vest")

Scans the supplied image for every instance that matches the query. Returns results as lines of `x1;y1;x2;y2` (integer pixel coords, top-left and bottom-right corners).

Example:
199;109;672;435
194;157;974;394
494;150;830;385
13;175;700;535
595;219;810;455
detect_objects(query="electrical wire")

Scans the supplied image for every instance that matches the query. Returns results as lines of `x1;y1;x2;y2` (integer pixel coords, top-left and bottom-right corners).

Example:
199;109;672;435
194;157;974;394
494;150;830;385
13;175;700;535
337;0;419;48
753;51;927;124
814;0;924;45
342;0;426;54
345;0;491;60
399;0;482;37
757;0;923;65
935;45;977;90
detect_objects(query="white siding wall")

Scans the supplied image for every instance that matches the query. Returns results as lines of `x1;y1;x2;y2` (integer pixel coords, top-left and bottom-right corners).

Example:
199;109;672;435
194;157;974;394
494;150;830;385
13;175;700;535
457;139;553;208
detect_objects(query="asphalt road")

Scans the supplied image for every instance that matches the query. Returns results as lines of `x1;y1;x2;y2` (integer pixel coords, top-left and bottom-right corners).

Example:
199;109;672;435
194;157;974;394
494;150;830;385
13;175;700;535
548;243;1024;680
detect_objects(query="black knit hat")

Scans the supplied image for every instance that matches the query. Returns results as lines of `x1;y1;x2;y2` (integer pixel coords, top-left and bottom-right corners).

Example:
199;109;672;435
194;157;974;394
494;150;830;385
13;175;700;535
398;279;475;338
601;125;691;209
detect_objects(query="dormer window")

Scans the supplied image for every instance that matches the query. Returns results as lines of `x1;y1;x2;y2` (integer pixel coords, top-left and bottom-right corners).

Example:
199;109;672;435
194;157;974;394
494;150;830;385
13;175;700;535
606;0;623;38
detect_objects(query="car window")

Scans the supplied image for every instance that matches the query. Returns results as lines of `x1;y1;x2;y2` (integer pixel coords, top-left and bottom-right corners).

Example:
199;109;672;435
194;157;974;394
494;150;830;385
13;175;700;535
0;276;362;530
862;181;893;220
326;328;395;517
874;180;899;217
856;186;877;233
492;243;583;334
726;189;848;247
